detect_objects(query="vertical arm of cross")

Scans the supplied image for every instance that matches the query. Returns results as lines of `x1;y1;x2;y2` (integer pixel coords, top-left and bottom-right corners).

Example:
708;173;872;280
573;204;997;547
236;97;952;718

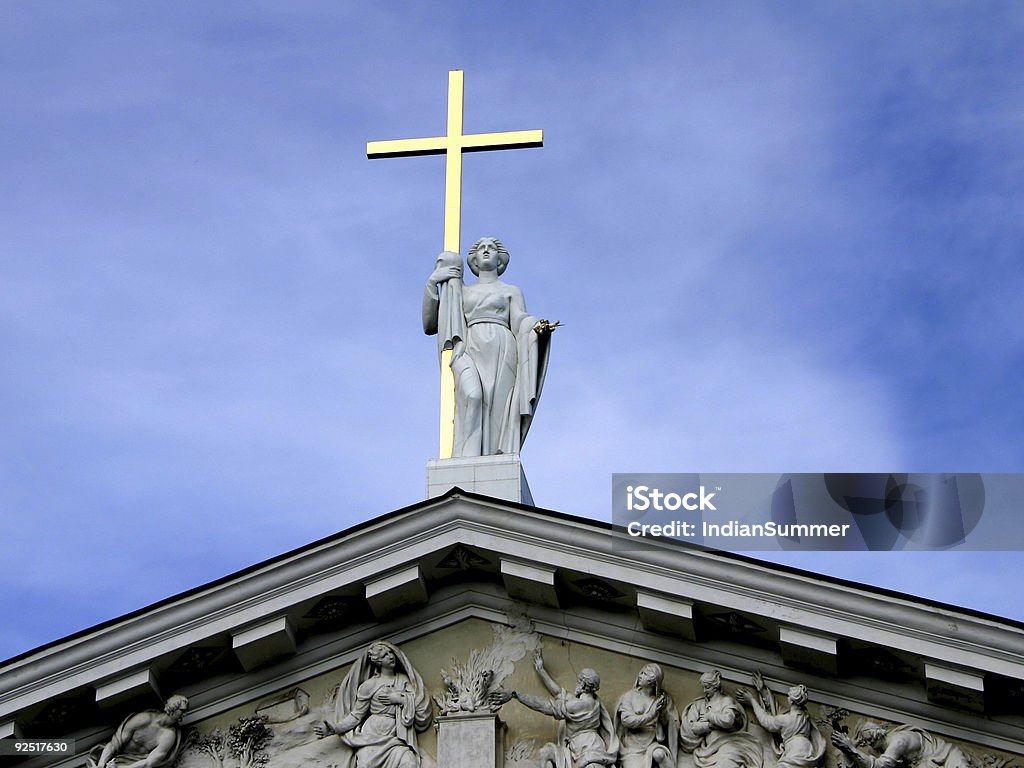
444;70;464;256
436;71;465;457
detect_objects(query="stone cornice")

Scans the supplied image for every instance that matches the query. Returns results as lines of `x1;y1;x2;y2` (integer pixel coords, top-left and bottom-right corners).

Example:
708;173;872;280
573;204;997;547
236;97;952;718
1;493;1021;745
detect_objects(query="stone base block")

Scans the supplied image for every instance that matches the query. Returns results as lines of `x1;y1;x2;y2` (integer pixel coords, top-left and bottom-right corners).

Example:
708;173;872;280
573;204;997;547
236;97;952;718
427;455;534;505
437;712;505;768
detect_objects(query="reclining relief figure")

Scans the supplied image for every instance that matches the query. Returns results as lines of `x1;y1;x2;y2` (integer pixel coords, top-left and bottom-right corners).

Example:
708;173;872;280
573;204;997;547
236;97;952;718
87;695;189;768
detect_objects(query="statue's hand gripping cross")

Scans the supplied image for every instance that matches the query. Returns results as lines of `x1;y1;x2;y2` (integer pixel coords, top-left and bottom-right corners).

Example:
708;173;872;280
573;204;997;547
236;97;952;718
366;70;543;458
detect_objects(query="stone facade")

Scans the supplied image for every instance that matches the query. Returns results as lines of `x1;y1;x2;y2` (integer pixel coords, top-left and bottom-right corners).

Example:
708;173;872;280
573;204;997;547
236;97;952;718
1;492;1021;768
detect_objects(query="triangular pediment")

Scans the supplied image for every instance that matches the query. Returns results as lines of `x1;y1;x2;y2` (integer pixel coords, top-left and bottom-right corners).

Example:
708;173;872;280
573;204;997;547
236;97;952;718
2;491;1022;766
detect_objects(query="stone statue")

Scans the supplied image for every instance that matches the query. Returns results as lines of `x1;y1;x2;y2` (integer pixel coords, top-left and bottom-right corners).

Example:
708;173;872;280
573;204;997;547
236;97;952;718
679;670;763;768
87;695;189;768
735;674;825;768
315;641;433;768
831;722;980;768
489;652;618;768
423;238;556;457
614;663;678;768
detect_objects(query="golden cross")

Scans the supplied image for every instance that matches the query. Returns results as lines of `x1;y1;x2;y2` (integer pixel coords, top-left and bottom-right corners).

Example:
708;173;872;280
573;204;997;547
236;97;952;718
367;70;543;458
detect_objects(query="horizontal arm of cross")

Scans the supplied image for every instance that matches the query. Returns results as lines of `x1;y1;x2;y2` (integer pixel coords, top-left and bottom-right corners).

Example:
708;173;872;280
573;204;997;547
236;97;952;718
463;129;543;153
366;129;543;159
366;136;446;159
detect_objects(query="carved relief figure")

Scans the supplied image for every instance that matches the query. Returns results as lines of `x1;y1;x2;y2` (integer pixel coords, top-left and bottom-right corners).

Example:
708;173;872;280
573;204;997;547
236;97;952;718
87;695;189;768
489;652;618;768
735;675;825;768
315;641;433;768
831;723;979;768
614;663;678;768
679;671;763;768
436;618;543;715
423;238;555;457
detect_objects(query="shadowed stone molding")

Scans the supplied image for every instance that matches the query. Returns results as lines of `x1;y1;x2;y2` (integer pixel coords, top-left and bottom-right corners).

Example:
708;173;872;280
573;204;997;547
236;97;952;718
779;627;839;676
233;617;297;672
365;564;429;619
500;559;559;608
924;662;986;713
95;668;162;708
637;591;697;641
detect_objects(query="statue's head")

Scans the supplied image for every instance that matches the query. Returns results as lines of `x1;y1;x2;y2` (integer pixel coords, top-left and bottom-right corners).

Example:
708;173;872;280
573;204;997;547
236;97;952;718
467;237;510;276
855;723;888;748
636;663;664;690
700;670;722;696
367;642;398;670
576;668;601;695
164;694;189;722
787;685;809;706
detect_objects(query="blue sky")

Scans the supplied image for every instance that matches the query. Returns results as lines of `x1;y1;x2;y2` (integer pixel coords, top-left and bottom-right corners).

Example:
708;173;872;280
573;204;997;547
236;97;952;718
2;3;1023;660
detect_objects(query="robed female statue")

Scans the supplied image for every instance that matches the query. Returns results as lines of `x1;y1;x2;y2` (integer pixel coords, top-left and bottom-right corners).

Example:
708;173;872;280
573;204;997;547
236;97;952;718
423;237;555;457
315;642;433;768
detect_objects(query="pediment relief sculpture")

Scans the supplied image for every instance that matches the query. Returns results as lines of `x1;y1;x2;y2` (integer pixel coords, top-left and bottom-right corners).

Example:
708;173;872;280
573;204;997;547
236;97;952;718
679;670;763;768
141;633;1017;768
832;722;983;768
489;651;619;768
735;672;825;768
614;663;678;768
88;695;189;768
314;641;433;768
435;619;542;715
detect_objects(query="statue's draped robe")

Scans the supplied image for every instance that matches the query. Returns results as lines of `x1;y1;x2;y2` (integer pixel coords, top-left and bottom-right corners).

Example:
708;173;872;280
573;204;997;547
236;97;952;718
614;689;678;768
754;708;825;768
679;694;763;768
544;690;619;768
331;644;432;768
427;271;549;457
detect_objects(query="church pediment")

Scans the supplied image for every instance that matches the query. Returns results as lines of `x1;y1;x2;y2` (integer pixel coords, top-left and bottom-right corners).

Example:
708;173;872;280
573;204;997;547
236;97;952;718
1;491;1022;767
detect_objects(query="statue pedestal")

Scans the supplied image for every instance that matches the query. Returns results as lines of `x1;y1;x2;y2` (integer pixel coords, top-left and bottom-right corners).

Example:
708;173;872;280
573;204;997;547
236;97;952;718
436;712;505;768
427;455;534;505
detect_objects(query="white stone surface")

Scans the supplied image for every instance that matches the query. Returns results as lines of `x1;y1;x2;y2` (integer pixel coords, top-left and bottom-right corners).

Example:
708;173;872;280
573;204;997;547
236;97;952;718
427;455;534;504
779;627;838;655
925;663;986;691
0;719;23;740
437;713;505;768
